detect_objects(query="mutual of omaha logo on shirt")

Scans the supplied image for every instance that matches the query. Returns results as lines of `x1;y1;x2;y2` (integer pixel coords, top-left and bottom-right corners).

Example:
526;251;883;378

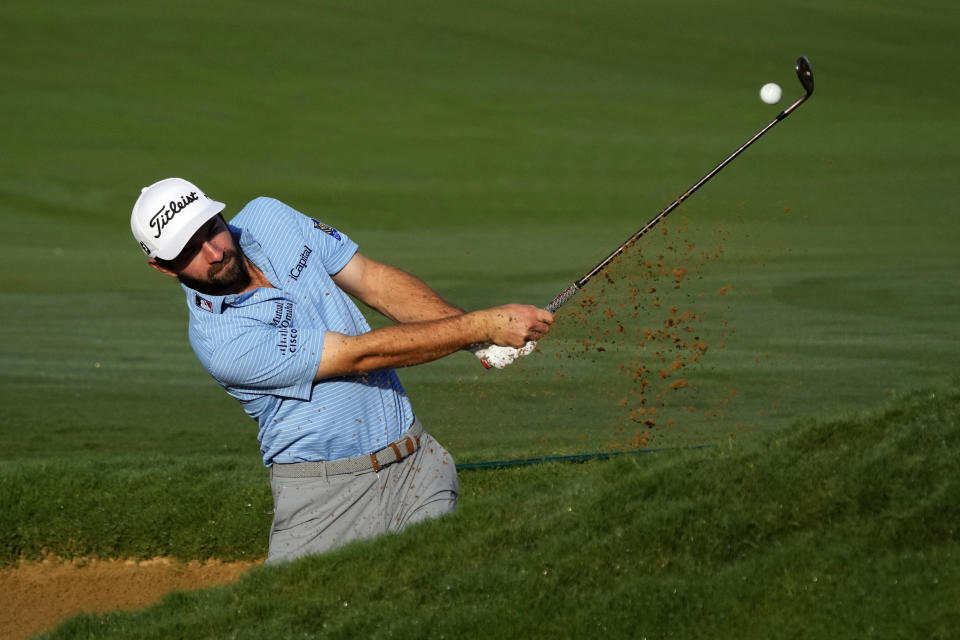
270;301;298;355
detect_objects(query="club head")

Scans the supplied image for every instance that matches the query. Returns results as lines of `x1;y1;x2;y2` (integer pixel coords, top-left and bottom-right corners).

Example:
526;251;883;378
796;56;814;97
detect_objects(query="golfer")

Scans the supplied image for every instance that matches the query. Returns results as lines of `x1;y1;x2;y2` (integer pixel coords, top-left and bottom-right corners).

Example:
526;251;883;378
131;178;552;563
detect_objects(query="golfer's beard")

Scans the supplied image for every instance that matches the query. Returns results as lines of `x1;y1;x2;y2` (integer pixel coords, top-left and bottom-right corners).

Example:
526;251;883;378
178;249;251;296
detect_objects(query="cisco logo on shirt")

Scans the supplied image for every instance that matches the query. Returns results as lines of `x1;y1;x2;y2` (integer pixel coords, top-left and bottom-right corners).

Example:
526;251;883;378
270;300;298;355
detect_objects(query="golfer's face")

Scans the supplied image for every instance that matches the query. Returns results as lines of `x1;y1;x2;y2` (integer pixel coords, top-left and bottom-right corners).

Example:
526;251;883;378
168;215;240;284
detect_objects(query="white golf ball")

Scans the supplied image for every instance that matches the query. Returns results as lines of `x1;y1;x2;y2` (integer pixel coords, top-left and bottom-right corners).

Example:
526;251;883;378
760;82;782;104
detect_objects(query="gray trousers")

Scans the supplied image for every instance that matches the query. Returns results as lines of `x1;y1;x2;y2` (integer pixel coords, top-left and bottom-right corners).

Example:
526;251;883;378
266;431;458;564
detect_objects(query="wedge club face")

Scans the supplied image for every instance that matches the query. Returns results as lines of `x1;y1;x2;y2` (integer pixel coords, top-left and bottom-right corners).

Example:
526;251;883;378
796;56;814;97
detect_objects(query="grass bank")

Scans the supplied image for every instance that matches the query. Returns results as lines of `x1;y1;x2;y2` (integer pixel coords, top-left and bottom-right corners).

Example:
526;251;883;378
31;382;960;638
1;455;270;564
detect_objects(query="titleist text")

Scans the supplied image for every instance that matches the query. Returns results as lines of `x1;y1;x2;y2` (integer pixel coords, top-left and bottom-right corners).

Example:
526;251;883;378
149;191;200;238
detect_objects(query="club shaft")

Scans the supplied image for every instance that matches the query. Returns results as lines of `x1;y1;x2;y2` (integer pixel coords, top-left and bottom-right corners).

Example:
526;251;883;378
545;91;810;314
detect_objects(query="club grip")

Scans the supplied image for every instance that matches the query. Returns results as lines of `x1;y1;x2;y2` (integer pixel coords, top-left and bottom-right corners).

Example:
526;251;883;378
545;283;580;313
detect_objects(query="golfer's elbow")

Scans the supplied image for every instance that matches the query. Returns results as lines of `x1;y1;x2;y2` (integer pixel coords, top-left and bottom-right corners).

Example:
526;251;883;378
315;332;375;380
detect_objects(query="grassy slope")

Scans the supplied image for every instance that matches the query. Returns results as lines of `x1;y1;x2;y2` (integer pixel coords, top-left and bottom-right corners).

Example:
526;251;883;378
35;384;960;639
1;454;270;563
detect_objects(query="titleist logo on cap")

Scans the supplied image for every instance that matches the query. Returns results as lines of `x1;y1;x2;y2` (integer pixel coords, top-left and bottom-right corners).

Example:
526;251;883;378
150;191;200;239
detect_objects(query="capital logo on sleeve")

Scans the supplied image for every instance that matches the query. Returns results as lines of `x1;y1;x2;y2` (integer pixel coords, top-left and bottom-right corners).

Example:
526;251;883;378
311;218;342;240
289;245;313;281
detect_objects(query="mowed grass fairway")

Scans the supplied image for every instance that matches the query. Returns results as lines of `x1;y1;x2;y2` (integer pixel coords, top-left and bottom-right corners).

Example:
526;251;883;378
1;0;958;637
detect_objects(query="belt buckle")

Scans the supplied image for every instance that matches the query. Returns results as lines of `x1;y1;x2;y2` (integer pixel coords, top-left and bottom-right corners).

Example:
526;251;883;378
370;427;419;473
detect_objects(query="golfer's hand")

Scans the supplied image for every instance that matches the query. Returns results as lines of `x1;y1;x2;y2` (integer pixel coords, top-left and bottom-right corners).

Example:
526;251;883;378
471;304;553;369
485;304;554;347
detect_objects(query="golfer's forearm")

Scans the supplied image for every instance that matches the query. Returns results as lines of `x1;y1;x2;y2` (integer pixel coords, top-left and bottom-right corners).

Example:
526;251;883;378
334;254;461;323
315;313;486;379
363;262;462;323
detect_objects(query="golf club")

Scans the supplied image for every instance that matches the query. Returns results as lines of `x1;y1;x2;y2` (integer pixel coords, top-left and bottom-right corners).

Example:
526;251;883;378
544;56;815;313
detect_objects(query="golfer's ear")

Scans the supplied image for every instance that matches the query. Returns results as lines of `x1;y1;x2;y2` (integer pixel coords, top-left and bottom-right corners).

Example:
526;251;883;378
149;259;177;278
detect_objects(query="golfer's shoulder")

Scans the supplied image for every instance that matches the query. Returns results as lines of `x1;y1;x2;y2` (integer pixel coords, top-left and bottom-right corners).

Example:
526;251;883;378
232;197;315;242
232;197;295;227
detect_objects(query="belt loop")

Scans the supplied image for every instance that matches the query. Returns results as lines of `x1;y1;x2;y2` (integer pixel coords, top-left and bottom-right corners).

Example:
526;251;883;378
369;453;381;473
321;460;328;483
390;442;402;459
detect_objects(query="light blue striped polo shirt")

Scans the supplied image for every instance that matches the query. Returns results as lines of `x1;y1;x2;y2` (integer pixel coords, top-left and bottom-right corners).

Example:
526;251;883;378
182;197;415;466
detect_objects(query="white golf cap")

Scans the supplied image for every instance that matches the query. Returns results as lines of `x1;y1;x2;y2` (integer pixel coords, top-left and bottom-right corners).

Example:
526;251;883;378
131;177;226;260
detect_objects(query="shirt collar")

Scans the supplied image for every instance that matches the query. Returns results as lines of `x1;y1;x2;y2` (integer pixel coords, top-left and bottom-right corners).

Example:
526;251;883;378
181;225;279;315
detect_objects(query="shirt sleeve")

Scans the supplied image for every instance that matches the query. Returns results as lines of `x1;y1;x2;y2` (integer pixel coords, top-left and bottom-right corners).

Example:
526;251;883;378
205;324;325;401
299;213;357;275
243;197;359;276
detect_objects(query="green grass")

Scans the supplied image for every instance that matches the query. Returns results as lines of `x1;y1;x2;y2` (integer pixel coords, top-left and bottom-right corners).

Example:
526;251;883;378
1;454;270;563
32;384;960;639
2;0;959;462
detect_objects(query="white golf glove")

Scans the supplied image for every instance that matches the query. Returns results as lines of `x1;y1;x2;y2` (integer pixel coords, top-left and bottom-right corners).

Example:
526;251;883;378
472;342;537;369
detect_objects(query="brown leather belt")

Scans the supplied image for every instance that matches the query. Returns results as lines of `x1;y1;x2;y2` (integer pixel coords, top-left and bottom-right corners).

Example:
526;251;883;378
270;420;423;478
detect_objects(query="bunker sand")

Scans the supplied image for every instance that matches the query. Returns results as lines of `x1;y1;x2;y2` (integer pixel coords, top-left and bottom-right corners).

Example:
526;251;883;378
1;555;261;640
